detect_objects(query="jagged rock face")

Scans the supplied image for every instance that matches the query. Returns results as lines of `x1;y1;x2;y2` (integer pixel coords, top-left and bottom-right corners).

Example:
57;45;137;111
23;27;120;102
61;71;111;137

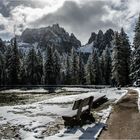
0;38;3;47
80;29;115;55
103;29;114;47
20;24;81;53
88;32;97;44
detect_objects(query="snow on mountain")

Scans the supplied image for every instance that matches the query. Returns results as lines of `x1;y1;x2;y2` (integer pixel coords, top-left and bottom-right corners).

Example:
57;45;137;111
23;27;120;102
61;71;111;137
78;42;94;53
18;42;33;55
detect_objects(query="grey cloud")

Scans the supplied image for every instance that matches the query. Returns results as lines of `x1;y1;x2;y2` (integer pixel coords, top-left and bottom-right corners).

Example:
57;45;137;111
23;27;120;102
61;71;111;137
31;1;119;44
0;24;5;31
0;0;11;17
0;0;46;17
0;0;137;43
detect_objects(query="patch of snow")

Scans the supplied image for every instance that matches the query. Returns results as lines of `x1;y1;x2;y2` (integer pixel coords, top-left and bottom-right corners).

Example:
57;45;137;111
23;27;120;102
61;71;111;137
94;106;112;138
43;88;127;104
62;87;96;92
47;106;112;140
32;42;38;48
18;42;33;48
0;88;49;94
78;42;94;53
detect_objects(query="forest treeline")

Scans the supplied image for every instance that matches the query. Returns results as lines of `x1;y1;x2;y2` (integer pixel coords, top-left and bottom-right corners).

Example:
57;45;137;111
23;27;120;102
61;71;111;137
0;16;140;86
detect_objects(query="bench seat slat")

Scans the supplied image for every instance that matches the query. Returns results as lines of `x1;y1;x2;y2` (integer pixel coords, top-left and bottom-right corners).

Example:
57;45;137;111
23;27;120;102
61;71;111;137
72;99;82;110
62;106;89;118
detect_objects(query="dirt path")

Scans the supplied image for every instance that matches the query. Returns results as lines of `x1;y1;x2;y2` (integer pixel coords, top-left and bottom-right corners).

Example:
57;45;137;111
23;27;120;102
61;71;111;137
100;89;140;139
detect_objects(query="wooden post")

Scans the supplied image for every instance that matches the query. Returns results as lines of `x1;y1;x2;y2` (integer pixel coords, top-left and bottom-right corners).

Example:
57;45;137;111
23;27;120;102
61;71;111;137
76;100;83;120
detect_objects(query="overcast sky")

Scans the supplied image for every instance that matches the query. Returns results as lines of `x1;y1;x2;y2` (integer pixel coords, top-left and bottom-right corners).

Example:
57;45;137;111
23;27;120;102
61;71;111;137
0;0;140;44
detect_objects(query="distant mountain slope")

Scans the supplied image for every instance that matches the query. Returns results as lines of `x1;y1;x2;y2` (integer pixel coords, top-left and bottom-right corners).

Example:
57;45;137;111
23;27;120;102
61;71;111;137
20;24;81;53
79;29;114;54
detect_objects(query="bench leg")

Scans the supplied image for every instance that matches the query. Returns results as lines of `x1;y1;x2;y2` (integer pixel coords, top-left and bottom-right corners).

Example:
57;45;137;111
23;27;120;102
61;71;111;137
81;112;95;124
63;117;82;127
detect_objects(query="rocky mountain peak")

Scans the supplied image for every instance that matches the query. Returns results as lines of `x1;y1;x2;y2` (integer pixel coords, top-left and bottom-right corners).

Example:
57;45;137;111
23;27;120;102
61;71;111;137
88;32;97;44
20;24;81;53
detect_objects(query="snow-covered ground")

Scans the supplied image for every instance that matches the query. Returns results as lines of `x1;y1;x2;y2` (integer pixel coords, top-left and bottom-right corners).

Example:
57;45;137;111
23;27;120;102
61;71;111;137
0;87;127;140
0;88;49;94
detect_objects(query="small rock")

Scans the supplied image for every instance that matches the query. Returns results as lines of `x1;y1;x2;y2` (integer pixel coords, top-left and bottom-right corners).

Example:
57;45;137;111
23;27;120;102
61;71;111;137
14;133;20;138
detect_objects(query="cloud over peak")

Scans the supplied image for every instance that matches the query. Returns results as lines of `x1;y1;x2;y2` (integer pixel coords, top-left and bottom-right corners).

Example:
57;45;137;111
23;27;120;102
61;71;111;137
0;0;139;43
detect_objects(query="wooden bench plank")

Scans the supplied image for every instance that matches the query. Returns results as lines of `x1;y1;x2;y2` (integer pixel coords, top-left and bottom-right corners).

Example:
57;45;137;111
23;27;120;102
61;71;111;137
72;99;82;110
62;96;94;119
92;95;108;108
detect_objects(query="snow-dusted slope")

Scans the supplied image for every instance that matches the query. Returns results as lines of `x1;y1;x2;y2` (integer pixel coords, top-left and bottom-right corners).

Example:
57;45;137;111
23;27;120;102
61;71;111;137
78;42;94;53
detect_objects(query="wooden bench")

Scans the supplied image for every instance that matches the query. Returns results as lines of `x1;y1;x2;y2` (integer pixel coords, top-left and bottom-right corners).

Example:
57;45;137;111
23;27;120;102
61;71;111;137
62;96;95;126
92;95;108;108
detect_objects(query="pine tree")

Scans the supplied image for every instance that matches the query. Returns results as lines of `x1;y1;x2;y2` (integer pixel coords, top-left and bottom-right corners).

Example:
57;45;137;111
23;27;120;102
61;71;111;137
130;15;140;82
78;52;86;84
53;49;61;84
44;46;55;85
112;30;131;86
86;49;100;85
37;50;43;84
71;48;79;85
120;28;131;84
99;54;105;85
102;46;112;85
19;58;27;85
26;48;42;85
134;15;140;49
65;55;72;85
7;38;20;85
0;51;4;85
4;47;12;85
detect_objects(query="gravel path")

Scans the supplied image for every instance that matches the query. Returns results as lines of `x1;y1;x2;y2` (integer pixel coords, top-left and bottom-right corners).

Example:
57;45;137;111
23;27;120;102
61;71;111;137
100;89;140;139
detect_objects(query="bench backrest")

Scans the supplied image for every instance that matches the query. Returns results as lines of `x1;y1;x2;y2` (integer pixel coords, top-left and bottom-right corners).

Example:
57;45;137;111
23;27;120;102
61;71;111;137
72;96;94;110
72;96;94;120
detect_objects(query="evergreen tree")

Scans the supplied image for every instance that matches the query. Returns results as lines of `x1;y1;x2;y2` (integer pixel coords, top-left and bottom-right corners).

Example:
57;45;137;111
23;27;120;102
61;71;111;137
120;28;131;84
134;14;140;49
99;54;105;85
102;46;112;84
7;38;20;85
19;58;27;85
65;55;72;85
86;49;100;85
0;51;4;85
37;50;43;84
78;52;86;84
4;47;12;85
71;48;79;85
53;49;61;84
26;48;42;85
130;15;140;82
112;30;130;86
44;46;55;85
